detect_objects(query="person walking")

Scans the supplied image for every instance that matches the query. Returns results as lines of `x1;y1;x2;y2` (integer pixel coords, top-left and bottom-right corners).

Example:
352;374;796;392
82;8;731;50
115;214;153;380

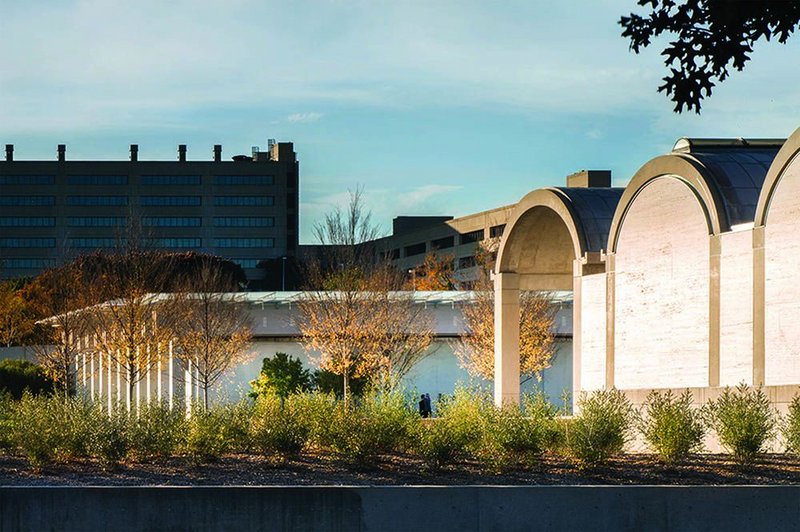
419;394;430;418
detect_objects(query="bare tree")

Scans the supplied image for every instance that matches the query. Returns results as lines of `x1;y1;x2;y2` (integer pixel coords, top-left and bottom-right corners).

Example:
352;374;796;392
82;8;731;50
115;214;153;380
455;240;557;384
311;185;382;273
173;261;253;409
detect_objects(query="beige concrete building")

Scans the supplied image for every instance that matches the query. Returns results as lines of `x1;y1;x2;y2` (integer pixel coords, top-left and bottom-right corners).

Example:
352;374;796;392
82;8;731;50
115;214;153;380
494;129;800;413
371;206;516;286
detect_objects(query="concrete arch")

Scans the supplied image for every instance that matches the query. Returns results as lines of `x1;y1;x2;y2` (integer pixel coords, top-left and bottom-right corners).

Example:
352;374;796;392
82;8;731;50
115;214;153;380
754;128;800;386
755;127;800;227
607;154;726;254
496;188;586;291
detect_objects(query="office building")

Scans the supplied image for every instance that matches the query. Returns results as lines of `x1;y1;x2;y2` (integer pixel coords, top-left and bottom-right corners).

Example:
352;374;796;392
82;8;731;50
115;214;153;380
0;141;299;282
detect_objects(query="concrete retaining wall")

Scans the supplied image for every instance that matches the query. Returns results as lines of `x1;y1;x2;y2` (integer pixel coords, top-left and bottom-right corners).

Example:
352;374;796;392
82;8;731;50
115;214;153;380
2;485;800;532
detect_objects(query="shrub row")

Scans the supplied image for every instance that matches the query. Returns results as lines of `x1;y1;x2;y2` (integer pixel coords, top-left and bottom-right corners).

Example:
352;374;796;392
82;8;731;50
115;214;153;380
1;384;798;471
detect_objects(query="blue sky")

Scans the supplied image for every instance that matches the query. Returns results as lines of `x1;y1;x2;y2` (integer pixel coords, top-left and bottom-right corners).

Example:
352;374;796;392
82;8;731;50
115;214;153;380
2;0;799;243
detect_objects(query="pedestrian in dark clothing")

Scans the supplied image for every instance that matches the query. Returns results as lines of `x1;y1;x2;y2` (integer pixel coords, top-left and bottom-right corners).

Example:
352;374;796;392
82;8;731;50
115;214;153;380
419;394;429;418
424;393;432;417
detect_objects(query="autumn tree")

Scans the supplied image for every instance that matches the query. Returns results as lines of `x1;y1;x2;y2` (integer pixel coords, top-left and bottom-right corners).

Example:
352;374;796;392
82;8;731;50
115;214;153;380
23;264;90;398
83;247;184;411
455;239;556;384
0;280;33;348
173;260;253;409
409;251;456;291
621;0;800;113
296;264;433;406
297;188;433;405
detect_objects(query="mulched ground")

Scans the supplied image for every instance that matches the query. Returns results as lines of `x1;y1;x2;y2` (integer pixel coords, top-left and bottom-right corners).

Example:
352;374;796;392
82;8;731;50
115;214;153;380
3;452;800;486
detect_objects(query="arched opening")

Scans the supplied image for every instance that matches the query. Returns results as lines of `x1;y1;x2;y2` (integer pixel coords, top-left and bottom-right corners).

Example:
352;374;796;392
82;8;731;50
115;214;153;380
494;189;590;406
499;205;578;290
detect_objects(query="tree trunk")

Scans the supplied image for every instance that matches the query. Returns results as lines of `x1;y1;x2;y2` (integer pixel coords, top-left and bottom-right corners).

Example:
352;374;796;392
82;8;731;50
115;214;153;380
203;383;209;411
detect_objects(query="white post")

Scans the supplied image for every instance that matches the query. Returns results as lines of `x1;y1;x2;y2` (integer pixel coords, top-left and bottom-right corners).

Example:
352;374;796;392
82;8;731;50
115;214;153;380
107;352;112;412
117;355;122;405
169;340;174;411
157;343;162;404
146;345;151;405
136;359;141;415
194;357;200;405
98;348;103;408
494;272;521;406
90;351;95;401
185;358;193;418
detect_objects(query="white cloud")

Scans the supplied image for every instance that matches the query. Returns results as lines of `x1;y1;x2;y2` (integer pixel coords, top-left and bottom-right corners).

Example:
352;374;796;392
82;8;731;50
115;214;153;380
286;112;323;124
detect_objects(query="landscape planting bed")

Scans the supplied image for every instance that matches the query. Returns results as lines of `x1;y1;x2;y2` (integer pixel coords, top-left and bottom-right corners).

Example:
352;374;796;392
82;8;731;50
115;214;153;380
3;452;800;486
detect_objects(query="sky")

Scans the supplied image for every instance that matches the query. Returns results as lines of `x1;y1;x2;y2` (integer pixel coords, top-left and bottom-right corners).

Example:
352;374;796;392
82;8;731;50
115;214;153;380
2;0;799;243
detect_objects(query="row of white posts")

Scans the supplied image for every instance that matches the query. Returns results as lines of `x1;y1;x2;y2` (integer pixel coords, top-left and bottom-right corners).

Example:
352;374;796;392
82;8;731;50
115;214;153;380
73;337;202;417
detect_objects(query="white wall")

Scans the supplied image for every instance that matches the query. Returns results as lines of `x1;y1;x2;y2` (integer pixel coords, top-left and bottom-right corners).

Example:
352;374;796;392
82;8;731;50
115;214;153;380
218;337;573;407
614;177;710;389
765;154;800;385
719;229;753;385
579;273;606;391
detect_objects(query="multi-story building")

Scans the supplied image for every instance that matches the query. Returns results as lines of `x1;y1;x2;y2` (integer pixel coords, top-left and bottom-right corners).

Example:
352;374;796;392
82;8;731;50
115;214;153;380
370;170;611;286
0;141;299;282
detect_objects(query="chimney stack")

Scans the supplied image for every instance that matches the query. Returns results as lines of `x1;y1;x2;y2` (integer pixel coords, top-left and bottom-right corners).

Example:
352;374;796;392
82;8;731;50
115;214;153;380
4;144;12;162
213;144;222;162
57;144;66;162
130;144;139;162
566;170;611;188
178;144;187;162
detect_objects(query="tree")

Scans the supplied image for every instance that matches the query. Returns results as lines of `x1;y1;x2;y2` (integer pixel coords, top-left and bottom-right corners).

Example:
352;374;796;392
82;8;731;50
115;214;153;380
455;240;556;383
0;280;33;348
296;265;434;406
620;1;800;113
23;264;90;398
249;353;311;399
409;251;456;291
173;260;253;409
297;188;433;405
311;185;381;273
83;248;184;411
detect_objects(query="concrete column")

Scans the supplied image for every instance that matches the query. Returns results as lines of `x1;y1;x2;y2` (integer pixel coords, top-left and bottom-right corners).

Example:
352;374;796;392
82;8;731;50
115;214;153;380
753;226;766;386
605;252;616;389
572;260;582;410
709;235;721;387
494;272;520;406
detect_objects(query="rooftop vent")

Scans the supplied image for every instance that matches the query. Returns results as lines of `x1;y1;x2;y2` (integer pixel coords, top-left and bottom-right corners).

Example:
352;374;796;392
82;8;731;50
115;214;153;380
673;137;786;153
566;170;611;188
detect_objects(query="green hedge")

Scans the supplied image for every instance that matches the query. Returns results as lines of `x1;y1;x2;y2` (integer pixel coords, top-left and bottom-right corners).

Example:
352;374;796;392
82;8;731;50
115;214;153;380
0;359;56;399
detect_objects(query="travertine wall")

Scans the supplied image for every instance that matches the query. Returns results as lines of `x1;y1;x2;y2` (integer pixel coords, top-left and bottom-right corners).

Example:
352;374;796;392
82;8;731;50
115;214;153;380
765;155;800;385
614;177;710;389
579;273;606;391
719;229;754;385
